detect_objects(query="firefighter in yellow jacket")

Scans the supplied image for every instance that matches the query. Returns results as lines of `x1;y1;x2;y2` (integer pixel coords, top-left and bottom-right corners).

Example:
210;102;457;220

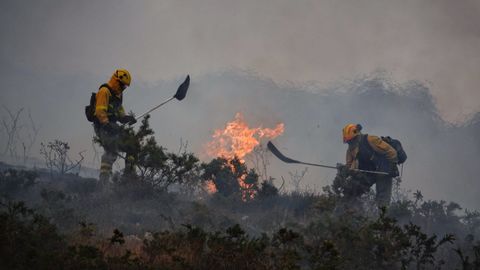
94;69;137;184
342;123;399;207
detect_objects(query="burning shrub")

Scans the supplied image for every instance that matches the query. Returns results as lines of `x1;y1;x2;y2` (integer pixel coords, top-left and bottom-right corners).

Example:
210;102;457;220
202;112;284;201
202;156;260;201
202;157;241;197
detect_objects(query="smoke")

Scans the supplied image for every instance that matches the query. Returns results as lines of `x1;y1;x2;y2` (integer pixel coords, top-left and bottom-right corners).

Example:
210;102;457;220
1;0;480;122
1;0;479;208
125;70;478;209
0;67;478;208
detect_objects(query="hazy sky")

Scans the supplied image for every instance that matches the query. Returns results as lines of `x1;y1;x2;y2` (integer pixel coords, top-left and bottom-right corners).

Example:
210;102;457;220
1;0;479;122
1;0;480;207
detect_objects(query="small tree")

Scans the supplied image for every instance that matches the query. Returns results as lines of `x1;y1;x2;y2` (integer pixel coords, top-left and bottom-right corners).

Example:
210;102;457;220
107;115;202;191
21;110;41;165
247;143;271;182
1;106;24;158
40;140;84;177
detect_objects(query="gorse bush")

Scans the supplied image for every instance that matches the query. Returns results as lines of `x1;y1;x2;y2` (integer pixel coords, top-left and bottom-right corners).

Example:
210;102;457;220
3;116;480;269
1;197;475;270
202;156;260;201
0;169;36;198
0;200;64;269
0;200;145;270
95;115;203;193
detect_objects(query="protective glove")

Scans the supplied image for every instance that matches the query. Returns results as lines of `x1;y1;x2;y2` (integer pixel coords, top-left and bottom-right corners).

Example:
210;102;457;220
104;122;121;134
336;163;354;176
388;162;399;177
123;115;137;125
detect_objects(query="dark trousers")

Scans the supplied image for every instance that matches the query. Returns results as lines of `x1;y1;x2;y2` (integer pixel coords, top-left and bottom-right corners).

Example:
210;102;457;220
94;125;120;183
375;175;393;207
352;173;393;207
93;124;137;182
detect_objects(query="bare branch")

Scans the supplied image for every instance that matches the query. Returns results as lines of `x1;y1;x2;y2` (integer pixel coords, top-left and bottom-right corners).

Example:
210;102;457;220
177;137;189;155
246;143;272;182
40;140;85;177
288;167;309;192
2;106;24;158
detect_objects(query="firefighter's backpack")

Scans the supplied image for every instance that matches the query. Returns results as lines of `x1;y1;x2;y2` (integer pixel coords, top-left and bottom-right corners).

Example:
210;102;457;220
381;136;407;164
85;92;96;122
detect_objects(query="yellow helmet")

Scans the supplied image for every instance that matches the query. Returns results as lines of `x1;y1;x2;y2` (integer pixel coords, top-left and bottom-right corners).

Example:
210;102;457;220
342;123;362;143
113;69;131;87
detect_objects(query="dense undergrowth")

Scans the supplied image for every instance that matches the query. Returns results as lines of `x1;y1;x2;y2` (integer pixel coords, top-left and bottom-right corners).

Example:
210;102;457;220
2;164;480;269
2;118;480;269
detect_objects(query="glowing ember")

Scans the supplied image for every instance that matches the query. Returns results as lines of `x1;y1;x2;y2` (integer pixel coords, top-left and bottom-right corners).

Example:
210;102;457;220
206;112;284;161
204;180;217;194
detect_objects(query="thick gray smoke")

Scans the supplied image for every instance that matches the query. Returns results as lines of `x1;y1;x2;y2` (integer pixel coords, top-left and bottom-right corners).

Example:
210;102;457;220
1;70;478;209
128;70;480;209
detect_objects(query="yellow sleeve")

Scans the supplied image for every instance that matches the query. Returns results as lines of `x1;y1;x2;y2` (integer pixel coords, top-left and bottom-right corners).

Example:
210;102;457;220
368;135;398;162
95;87;110;124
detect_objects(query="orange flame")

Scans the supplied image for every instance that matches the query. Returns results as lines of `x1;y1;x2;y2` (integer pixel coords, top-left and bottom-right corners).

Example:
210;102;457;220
206;112;284;161
205;113;284;198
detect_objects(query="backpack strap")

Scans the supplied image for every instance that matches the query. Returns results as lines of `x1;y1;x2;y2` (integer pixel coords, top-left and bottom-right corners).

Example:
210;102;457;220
356;134;378;171
358;134;374;159
99;83;122;102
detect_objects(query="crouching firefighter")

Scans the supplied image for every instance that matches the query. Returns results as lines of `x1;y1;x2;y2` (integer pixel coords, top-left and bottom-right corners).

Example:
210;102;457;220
342;123;400;207
93;69;137;184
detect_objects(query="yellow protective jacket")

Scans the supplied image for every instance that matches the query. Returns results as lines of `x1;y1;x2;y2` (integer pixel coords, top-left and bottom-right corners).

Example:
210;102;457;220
346;134;398;170
95;77;126;125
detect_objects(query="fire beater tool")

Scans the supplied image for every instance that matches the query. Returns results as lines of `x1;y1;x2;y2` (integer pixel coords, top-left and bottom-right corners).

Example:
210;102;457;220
267;141;388;175
135;75;190;121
